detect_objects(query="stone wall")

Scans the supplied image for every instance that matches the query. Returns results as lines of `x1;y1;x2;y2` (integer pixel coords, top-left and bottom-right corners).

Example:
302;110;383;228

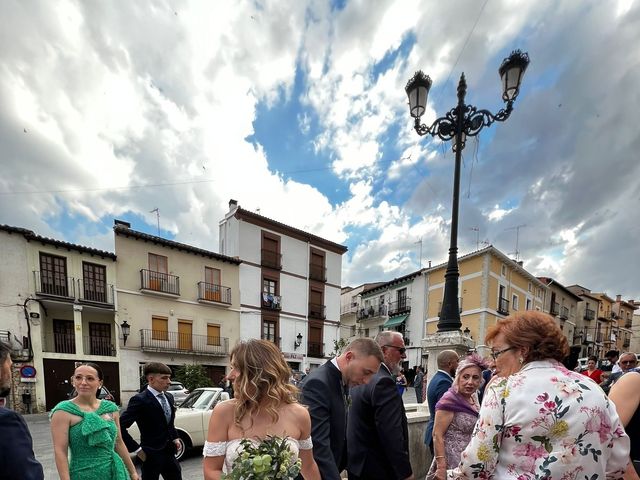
407;409;431;478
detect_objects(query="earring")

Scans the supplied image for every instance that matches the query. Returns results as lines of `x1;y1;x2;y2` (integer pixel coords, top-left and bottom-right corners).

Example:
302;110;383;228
518;357;524;364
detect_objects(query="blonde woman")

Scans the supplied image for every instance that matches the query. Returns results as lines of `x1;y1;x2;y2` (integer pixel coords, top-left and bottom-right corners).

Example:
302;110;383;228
203;339;321;480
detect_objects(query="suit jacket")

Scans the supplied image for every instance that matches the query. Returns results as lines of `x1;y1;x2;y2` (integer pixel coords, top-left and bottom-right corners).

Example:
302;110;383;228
347;364;412;479
120;388;179;454
299;361;347;480
0;407;44;480
424;370;453;447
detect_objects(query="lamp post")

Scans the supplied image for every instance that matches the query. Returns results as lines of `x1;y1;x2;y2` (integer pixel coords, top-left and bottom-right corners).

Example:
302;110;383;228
120;320;131;346
405;50;529;332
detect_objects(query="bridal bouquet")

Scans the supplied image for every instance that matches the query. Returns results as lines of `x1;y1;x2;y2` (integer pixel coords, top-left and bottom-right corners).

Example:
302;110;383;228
222;436;302;480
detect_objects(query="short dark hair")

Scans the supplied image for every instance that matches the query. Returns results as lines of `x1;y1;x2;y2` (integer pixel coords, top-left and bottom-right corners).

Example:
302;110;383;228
587;355;598;363
0;341;11;363
143;362;172;377
605;350;619;359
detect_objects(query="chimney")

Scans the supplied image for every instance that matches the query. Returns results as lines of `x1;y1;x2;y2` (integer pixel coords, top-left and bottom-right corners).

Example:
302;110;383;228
517;260;524;267
428;260;432;268
114;219;131;229
228;199;238;212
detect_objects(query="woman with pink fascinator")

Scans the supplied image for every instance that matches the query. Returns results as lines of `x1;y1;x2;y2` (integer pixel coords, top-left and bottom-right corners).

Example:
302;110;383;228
425;353;488;480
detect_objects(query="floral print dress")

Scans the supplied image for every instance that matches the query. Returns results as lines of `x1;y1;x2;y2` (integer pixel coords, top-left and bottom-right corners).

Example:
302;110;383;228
449;360;629;479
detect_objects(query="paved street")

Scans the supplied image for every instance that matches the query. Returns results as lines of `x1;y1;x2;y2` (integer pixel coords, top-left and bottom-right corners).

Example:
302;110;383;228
25;390;420;479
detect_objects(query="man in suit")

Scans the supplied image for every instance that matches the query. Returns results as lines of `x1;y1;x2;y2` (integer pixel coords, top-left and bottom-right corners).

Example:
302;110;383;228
121;362;182;480
0;341;44;480
423;350;459;454
347;331;414;480
300;338;383;480
413;365;425;403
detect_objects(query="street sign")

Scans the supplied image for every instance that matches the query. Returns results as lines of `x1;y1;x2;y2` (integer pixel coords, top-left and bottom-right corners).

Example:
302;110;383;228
20;365;37;378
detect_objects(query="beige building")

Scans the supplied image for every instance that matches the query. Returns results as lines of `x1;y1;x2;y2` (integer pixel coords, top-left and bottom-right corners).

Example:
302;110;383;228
612;295;637;353
114;220;241;404
0;225;119;412
566;285;602;358
537;277;582;350
425;246;546;346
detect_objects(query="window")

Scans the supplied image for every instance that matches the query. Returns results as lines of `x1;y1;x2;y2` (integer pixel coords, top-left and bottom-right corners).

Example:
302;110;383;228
88;322;111;355
148;253;168;273
152;316;168;341
148;253;168;291
528;282;532;292
207;324;221;346
501;264;507;276
203;267;222;301
53;319;75;354
262;319;277;343
263;278;277;295
526;298;532;310
40;253;69;296
82;262;107;302
178;321;192;350
512;294;519;311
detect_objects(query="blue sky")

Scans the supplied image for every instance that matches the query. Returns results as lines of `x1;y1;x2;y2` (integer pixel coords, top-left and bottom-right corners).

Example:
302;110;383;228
0;0;639;301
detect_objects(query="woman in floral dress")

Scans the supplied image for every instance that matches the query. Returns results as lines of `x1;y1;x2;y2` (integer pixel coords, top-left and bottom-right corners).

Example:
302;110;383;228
449;311;630;479
426;353;488;480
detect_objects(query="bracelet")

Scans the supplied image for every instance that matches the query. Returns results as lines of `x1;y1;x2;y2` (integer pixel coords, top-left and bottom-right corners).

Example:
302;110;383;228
434;455;445;459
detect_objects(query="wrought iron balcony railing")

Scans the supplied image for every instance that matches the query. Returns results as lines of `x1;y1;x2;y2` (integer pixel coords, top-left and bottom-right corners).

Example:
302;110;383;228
309;264;327;282
140;329;228;356
357;304;387;320
197;282;232;304
308;341;324;358
550;302;560;316
77;278;114;305
261;293;282;310
83;336;115;356
388;298;411;317
559;306;569;320
584;308;595;321
261;249;282;270
497;297;510;316
308;302;326;320
43;332;76;354
140;269;180;295
34;271;75;299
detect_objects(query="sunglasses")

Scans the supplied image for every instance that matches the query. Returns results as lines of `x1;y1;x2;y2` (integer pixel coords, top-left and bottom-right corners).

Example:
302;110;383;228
384;345;406;355
490;346;516;360
620;360;637;365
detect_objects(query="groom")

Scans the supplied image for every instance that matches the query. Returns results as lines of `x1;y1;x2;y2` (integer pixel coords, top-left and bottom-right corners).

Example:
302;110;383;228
121;362;182;480
299;338;383;480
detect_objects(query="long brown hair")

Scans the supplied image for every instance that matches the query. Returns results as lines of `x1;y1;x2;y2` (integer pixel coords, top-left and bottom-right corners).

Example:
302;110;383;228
229;339;298;430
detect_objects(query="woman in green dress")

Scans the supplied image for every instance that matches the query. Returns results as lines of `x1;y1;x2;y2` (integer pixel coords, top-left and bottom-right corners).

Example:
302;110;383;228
51;362;139;480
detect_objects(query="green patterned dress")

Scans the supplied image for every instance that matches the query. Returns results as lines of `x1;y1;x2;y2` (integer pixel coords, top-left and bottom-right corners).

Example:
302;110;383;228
50;400;130;480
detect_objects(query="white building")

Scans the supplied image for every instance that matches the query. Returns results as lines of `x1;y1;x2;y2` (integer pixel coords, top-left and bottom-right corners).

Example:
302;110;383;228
219;200;348;371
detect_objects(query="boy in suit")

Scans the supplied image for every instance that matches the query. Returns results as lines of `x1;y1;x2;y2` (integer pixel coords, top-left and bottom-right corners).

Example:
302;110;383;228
347;331;414;480
300;338;383;480
0;341;44;480
121;362;182;480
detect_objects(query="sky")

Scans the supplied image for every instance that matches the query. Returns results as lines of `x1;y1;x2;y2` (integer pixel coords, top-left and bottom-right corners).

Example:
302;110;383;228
1;0;639;301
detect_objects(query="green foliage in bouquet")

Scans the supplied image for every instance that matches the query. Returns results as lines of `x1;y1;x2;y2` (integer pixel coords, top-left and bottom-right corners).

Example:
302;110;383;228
222;436;302;480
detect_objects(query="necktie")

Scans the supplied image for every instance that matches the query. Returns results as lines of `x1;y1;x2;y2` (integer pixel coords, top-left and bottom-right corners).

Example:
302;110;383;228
157;393;171;422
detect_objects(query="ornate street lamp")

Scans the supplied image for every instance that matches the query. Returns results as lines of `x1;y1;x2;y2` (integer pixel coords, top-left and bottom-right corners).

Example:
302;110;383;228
405;50;529;332
120;320;131;346
294;332;303;350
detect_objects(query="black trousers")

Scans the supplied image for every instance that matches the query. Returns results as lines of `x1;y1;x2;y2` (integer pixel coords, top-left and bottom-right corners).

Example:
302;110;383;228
141;444;182;480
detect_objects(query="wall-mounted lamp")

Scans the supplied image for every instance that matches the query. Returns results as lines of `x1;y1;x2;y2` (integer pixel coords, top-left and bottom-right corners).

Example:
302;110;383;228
294;332;303;350
121;320;131;346
463;326;471;337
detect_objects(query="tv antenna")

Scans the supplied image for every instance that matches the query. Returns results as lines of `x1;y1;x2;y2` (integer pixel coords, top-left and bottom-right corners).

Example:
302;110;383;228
505;224;526;261
150;208;160;236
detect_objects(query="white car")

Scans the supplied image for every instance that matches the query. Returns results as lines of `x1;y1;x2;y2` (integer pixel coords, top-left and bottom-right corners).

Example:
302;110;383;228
126;387;230;460
168;381;190;405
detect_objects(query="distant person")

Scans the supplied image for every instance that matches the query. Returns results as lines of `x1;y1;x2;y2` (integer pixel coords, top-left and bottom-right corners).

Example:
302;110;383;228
395;369;408;397
602;352;638;393
299;338;383;479
581;355;603;384
120;362;182;480
424;350;459;454
0;341;44;480
50;362;138;480
347;331;414;480
413;366;425;403
604;350;621;373
450;311;629;478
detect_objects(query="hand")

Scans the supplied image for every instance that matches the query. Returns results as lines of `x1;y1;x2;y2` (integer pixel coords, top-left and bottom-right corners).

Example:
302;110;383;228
136;450;147;462
130;473;140;480
173;439;182;452
434;466;446;480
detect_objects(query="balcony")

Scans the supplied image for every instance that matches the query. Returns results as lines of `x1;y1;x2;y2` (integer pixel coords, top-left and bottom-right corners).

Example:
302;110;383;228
584;308;595;321
437;298;463;316
34;271;75;299
308;341;324;358
197;282;232;304
388;299;411;317
309;303;326;320
309;264;327;282
559;306;569;320
83;336;115;356
261;293;282;310
43;332;76;354
77;278;114;306
357;304;387;320
261;249;282;270
498;297;510;316
550;302;560;316
140;269;180;296
625;322;633;329
623;339;631;348
140;329;229;356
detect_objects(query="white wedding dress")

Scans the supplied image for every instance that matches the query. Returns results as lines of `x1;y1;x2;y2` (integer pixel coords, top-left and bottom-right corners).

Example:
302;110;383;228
203;436;313;473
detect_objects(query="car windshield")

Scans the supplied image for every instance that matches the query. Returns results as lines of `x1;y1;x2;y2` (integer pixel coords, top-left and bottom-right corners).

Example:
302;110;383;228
179;390;217;409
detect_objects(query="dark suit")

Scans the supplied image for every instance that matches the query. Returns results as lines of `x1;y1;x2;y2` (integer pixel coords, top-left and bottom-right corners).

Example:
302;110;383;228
347;364;412;480
423;370;453;449
120;388;182;480
299;361;347;480
0;407;44;480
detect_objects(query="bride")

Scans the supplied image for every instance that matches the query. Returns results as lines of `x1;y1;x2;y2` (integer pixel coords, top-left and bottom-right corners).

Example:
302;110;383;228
203;339;321;480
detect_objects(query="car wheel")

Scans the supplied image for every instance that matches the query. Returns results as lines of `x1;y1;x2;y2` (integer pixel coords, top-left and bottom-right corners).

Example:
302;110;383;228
175;433;190;461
